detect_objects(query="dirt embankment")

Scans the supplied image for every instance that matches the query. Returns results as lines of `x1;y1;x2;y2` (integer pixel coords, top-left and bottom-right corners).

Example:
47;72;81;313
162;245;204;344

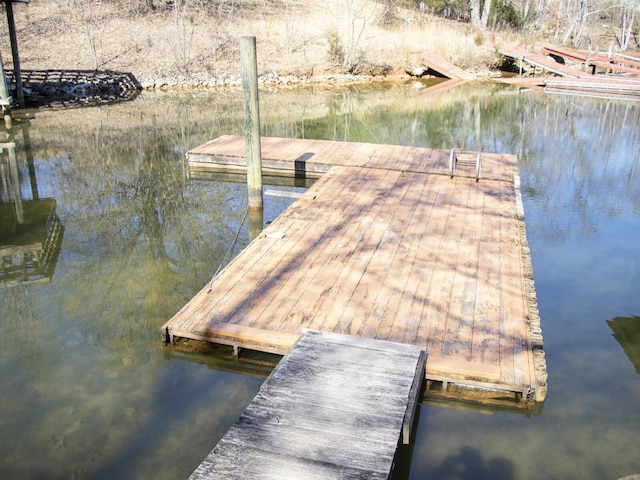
1;0;513;91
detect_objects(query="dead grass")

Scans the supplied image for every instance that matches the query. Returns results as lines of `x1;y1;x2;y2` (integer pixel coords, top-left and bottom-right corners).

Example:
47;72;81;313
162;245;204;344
0;0;524;86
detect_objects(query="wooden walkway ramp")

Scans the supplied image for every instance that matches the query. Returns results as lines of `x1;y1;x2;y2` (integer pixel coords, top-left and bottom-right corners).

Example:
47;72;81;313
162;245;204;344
496;45;584;77
190;329;426;479
163;135;547;406
421;51;476;80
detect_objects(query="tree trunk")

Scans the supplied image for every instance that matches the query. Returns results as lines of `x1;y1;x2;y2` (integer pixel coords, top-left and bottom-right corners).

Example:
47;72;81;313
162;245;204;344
470;0;482;28
481;0;492;28
620;2;637;51
470;0;492;29
561;0;588;46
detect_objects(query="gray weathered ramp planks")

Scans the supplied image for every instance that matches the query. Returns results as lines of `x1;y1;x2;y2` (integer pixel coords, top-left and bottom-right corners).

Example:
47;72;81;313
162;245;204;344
190;329;427;480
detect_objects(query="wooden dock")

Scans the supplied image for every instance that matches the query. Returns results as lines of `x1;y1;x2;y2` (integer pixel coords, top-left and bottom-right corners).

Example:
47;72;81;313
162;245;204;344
544;76;640;101
496;45;640;100
496;45;583;77
190;329;426;479
544;45;640;76
420;51;476;80
163;135;547;405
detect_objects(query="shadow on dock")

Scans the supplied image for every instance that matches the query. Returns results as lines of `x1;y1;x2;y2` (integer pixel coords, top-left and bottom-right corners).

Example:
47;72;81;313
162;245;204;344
6;69;142;109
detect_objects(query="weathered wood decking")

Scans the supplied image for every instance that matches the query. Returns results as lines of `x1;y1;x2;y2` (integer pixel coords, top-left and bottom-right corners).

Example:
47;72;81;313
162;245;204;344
496;45;584;77
420;51;476;81
496;45;640;100
163;135;547;404
190;329;426;479
544;45;640;76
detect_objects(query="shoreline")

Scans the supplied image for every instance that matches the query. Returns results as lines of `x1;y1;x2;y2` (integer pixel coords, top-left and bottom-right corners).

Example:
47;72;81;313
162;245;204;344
10;67;478;109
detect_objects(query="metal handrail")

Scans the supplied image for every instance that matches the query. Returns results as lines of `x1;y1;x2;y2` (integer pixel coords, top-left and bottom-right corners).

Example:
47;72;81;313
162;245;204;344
449;148;482;181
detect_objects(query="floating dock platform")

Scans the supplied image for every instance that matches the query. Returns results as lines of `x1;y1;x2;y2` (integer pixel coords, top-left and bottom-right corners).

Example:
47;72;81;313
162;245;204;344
190;329;426;479
163;135;547;405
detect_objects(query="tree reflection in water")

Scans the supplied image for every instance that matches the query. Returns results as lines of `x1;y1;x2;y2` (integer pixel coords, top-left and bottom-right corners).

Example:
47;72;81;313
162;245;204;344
0;83;638;479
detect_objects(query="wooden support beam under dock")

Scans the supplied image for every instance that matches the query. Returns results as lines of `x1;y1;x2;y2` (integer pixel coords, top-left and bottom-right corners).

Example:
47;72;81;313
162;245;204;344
164;135;547;406
190;329;426;479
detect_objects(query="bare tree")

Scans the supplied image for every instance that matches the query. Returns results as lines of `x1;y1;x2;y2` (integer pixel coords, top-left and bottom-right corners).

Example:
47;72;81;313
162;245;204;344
470;0;492;29
326;0;379;72
618;0;638;50
558;0;608;46
54;0;104;69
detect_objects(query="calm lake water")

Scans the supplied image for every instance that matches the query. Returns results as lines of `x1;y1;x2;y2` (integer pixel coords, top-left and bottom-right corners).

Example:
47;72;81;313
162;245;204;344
1;80;639;479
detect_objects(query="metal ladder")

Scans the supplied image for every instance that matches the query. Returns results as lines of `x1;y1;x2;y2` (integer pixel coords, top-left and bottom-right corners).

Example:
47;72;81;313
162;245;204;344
449;148;482;181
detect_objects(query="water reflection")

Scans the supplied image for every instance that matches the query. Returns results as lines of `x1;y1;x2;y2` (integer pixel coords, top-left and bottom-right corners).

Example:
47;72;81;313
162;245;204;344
1;115;64;287
0;197;63;286
426;446;514;480
0;83;637;479
607;316;640;375
8;69;141;109
519;96;640;244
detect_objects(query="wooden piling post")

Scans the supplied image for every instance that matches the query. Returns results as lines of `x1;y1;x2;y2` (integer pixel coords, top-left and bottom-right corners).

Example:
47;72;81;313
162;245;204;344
248;207;264;242
4;0;25;108
0;53;12;128
584;46;590;72
7;140;23;223
518;56;523;76
21;120;38;200
240;36;263;211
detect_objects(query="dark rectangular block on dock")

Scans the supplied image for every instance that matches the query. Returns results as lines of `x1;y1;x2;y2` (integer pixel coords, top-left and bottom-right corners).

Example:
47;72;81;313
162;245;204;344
190;329;427;480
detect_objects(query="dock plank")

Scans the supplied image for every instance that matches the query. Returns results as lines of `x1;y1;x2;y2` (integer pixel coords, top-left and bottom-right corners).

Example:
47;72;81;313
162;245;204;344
375;174;438;344
470;182;502;367
190;330;426;480
348;170;428;340
444;180;482;362
197;442;387;480
309;169;405;334
164;135;546;404
256;167;389;333
421;181;458;363
395;178;444;345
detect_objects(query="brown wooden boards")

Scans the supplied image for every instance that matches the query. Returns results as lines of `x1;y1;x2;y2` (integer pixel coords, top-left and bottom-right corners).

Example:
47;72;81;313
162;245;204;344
543;76;640;101
164;136;547;404
190;329;426;480
496;46;584;77
544;45;640;75
421;51;476;80
185;135;515;183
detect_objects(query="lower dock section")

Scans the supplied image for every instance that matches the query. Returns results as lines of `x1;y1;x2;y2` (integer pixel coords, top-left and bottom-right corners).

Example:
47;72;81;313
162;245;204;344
191;329;426;480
